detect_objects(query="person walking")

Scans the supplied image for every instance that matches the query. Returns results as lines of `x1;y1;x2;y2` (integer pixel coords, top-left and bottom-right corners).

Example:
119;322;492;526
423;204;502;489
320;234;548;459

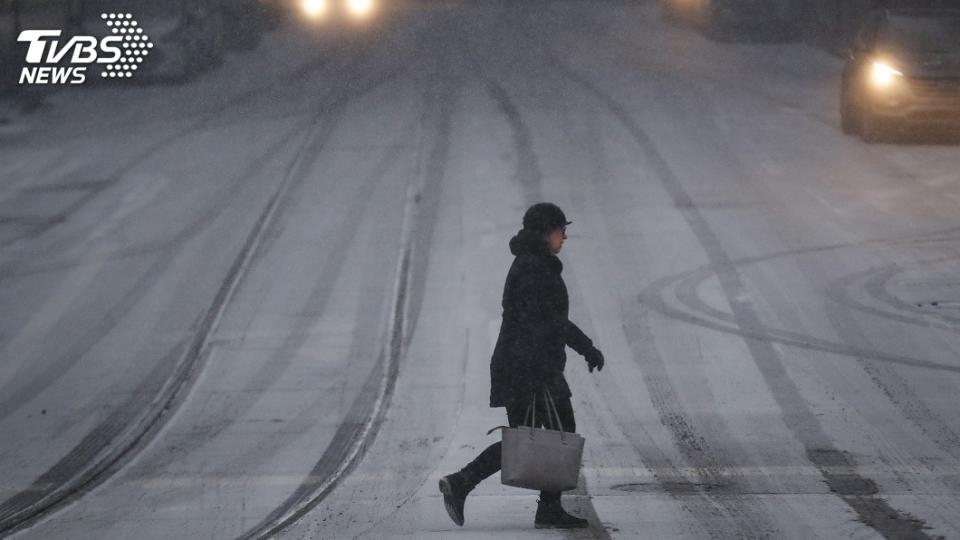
439;202;605;529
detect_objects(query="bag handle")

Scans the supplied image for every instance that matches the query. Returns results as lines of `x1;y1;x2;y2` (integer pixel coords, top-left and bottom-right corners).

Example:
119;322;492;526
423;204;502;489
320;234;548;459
523;390;563;430
487;390;566;443
525;394;540;438
524;393;536;431
527;391;562;432
543;388;566;442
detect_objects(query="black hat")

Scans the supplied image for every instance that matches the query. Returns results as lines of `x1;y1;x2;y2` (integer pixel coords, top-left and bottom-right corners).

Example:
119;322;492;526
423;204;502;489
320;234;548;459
522;202;572;233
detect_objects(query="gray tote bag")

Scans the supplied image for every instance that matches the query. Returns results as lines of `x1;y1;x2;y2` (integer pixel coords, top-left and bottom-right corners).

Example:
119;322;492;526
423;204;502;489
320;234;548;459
486;389;585;492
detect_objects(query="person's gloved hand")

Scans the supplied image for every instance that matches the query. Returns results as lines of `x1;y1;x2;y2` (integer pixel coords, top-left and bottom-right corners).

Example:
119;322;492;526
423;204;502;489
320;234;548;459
585;347;604;373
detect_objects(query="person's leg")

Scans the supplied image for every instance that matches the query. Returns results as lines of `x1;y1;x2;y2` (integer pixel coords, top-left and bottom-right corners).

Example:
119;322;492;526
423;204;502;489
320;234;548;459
537;396;575;503
534;396;587;529
456;441;499;490
457;399;528;488
439;400;528;526
506;397;532;427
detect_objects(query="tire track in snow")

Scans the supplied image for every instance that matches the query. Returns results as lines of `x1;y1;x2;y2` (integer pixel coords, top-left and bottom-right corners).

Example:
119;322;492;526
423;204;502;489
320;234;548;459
519;4;782;535
645;245;960;376
0;119;311;539
0;46;404;538
0;118;311;422
681;250;960;463
553;57;936;539
236;21;457;540
816;263;960;530
661;253;960;514
135;109;411;480
279;23;472;538
828;260;960;334
554;82;783;538
0;47;371;423
459;16;612;536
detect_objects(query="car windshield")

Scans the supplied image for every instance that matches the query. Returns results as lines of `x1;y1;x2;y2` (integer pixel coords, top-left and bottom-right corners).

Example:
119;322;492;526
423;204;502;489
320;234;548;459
877;14;960;53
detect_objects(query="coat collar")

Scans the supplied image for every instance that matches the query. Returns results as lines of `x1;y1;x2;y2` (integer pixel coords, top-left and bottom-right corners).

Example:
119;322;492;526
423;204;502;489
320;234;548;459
508;228;563;274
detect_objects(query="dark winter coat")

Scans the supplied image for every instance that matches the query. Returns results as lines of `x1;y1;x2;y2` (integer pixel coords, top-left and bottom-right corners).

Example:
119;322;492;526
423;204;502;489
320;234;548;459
489;228;595;408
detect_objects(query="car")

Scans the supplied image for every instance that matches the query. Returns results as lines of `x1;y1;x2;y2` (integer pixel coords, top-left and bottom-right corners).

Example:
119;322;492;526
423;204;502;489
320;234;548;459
841;8;960;143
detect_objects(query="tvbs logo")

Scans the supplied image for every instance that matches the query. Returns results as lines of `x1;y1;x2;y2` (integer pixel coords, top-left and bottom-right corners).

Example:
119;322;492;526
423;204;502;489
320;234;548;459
18;13;153;85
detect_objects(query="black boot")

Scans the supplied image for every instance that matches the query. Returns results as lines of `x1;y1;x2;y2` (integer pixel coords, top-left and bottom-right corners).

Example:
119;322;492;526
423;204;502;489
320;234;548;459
534;497;589;529
438;472;474;526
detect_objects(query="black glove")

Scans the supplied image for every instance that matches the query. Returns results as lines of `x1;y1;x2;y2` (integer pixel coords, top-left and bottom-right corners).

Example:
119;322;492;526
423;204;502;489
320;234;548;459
585;347;604;373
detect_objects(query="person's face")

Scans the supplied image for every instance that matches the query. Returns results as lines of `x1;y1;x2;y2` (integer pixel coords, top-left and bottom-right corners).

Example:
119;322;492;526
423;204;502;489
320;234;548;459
544;226;567;254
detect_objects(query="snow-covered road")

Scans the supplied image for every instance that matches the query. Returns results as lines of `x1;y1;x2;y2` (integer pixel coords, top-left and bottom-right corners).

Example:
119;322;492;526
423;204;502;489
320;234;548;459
2;1;960;538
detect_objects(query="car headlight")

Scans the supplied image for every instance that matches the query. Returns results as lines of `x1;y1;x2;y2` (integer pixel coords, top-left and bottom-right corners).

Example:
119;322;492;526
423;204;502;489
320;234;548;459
301;0;328;18
346;0;374;18
870;61;903;88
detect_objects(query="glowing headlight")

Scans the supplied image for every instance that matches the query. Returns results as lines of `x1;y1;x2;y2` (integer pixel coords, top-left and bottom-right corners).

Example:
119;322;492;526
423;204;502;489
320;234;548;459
870;61;903;88
301;0;328;18
346;0;374;17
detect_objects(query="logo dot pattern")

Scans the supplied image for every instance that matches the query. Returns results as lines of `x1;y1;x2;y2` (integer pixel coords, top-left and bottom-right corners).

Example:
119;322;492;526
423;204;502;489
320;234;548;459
100;13;152;78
